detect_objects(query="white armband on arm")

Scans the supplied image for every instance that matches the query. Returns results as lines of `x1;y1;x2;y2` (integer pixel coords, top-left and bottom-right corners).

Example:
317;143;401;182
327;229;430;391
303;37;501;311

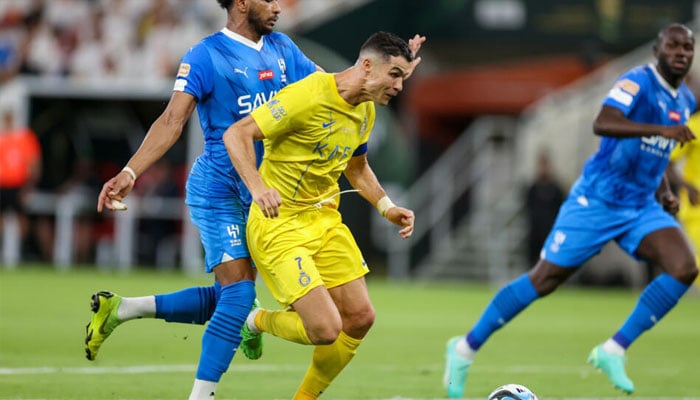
376;195;397;217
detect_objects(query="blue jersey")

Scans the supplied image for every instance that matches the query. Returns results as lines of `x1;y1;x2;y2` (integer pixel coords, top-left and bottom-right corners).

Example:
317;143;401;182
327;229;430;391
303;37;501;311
177;29;316;206
570;64;696;206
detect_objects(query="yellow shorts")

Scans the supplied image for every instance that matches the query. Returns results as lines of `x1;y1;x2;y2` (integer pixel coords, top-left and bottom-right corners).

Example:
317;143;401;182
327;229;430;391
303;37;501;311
247;204;369;308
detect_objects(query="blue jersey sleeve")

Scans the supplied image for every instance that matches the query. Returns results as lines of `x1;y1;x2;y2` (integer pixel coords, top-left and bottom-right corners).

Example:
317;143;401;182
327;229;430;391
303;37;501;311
173;43;214;102
601;68;649;117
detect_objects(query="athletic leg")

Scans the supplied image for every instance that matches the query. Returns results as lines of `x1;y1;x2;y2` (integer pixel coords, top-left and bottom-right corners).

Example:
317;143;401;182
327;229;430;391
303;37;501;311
189;259;256;400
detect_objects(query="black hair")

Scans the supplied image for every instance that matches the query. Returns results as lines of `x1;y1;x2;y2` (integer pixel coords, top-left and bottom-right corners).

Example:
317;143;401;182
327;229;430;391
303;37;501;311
360;31;413;62
217;0;233;11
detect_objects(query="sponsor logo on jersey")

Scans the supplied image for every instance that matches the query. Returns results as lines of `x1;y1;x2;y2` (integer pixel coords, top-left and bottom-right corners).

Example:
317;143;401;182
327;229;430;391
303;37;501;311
238;90;279;115
641;135;675;157
669;110;681;121
265;99;287;121
359;116;368;136
234;66;249;78
177;63;191;77
322;113;335;129
258;70;274;80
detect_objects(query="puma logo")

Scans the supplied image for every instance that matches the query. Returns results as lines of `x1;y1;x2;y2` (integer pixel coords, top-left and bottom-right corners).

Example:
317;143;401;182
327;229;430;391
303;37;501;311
234;66;249;78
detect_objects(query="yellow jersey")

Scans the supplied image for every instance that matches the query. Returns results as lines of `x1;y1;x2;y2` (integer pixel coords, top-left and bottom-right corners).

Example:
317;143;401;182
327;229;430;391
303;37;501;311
672;115;700;221
251;71;375;214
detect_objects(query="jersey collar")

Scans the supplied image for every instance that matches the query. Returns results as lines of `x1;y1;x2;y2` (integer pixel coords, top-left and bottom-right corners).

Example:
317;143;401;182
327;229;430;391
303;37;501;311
221;27;264;51
649;63;678;98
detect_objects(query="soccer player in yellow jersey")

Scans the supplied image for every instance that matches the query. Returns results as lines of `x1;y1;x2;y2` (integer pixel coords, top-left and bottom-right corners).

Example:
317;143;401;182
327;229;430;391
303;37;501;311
669;113;700;288
223;31;424;399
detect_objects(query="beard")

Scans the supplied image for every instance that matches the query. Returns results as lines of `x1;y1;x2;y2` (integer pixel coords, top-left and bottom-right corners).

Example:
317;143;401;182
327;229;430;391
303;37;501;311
659;57;690;83
248;8;274;36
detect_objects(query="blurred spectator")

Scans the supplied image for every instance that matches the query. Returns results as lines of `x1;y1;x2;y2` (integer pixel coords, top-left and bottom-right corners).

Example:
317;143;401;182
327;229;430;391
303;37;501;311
0;106;41;267
0;0;338;84
68;6;118;82
524;150;565;265
132;158;181;268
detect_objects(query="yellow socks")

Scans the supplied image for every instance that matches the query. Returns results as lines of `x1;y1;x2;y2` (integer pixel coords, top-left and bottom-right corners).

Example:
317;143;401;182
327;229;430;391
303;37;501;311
292;331;362;400
254;309;312;345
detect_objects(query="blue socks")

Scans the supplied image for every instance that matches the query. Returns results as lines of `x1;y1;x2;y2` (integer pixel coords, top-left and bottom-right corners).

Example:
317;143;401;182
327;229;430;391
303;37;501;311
463;272;689;354
613;273;689;349
154;283;221;324
467;274;539;350
196;280;255;382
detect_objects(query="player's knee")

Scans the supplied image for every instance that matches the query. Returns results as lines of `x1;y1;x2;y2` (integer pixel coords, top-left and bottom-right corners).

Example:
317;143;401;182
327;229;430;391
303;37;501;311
307;324;341;345
344;305;376;338
356;306;376;332
677;260;698;285
305;313;343;345
665;255;698;285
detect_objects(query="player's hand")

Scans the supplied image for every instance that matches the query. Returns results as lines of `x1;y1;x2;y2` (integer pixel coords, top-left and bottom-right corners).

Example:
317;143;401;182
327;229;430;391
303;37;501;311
405;34;426;80
660;125;696;144
659;191;680;215
97;171;135;212
386;206;415;239
253;187;282;218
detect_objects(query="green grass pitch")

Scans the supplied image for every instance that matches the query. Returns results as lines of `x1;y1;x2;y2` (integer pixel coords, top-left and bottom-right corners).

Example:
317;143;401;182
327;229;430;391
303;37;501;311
1;266;699;399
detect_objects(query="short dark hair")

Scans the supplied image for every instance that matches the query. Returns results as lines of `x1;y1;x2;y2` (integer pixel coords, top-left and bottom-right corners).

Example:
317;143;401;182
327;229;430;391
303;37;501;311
655;22;693;47
217;0;233;11
360;31;413;62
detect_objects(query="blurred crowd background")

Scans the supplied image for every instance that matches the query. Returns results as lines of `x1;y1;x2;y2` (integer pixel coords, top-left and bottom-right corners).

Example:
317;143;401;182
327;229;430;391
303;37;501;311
0;0;352;83
1;0;697;287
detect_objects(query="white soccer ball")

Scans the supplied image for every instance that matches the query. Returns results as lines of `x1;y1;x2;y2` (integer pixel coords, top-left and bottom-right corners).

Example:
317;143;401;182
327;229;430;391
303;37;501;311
486;384;538;400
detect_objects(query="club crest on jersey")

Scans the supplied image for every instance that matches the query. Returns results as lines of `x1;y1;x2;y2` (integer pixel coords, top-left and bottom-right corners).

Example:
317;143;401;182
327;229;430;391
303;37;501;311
258;70;274;80
278;58;287;84
669;110;681;121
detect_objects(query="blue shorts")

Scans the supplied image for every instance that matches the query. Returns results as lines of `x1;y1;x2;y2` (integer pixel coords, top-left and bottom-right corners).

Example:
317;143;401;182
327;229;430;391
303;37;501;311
541;194;680;267
185;159;252;273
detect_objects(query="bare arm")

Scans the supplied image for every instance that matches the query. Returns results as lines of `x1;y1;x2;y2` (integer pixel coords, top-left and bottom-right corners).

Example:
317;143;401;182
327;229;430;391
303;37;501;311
222;115;282;218
97;91;196;212
344;154;414;238
593;105;696;143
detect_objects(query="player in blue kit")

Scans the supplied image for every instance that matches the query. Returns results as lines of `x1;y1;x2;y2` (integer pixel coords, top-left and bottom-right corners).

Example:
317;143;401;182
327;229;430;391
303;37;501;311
88;1;319;399
443;23;698;397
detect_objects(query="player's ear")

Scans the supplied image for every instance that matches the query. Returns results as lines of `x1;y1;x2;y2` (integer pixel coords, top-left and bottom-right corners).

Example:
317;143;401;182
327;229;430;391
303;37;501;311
361;57;373;73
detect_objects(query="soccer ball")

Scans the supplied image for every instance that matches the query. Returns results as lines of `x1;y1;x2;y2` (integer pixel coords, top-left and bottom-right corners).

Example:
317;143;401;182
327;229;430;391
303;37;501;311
486;384;538;400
